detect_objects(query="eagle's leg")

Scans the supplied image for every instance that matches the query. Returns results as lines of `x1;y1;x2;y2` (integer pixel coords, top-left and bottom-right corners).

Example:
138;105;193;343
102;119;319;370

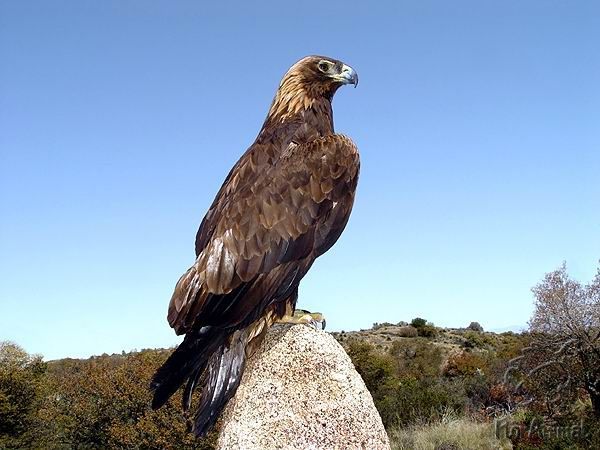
275;309;326;331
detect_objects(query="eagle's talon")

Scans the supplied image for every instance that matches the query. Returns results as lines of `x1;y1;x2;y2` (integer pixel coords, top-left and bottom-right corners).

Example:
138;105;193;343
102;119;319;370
308;316;326;331
295;310;326;331
275;310;326;331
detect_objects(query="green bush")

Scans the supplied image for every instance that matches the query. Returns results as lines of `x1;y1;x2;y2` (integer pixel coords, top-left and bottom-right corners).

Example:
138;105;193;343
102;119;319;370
389;339;443;380
346;341;397;408
347;340;466;428
381;377;467;427
467;322;484;332
409;318;438;338
417;324;438;338
462;331;486;349
411;318;427;328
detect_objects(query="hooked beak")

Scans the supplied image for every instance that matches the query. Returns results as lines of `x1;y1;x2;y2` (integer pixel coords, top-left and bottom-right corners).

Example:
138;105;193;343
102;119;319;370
335;64;359;87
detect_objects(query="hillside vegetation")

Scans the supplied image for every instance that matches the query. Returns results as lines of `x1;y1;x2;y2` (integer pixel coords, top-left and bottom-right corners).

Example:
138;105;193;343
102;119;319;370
335;319;600;449
1;318;599;449
3;262;598;449
0;342;216;449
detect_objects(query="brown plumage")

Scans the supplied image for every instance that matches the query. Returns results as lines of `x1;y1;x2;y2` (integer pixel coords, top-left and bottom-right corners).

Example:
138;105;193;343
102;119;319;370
150;55;360;436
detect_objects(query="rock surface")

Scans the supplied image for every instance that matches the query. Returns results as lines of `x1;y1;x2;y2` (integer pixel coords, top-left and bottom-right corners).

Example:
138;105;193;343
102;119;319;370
217;324;390;450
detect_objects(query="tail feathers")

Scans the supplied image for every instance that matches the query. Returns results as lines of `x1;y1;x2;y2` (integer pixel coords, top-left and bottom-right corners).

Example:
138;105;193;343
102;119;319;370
151;325;261;437
192;329;248;437
150;326;227;410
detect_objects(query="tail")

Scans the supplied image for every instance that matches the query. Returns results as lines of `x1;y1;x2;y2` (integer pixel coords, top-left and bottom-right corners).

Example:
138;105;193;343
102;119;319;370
150;326;227;411
150;325;259;437
191;329;250;435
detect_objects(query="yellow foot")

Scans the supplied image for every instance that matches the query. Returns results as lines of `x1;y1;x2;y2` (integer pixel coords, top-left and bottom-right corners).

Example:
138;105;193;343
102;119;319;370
276;309;326;330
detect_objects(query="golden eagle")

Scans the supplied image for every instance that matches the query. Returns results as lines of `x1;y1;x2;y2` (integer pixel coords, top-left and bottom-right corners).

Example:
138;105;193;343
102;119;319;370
150;55;360;436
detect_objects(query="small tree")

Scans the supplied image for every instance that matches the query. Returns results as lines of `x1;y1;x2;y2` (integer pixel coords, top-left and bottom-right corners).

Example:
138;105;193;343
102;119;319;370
467;322;484;332
410;318;437;338
0;342;46;448
410;317;427;328
514;262;600;417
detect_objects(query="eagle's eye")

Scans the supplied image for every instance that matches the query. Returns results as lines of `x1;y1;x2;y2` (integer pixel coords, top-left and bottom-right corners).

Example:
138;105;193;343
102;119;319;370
317;61;331;73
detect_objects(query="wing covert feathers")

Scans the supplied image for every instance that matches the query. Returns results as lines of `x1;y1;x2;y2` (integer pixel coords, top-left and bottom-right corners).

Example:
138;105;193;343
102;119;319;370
168;134;359;335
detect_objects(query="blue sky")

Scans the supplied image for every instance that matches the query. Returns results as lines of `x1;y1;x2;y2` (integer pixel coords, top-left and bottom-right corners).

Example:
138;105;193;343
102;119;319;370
1;1;598;360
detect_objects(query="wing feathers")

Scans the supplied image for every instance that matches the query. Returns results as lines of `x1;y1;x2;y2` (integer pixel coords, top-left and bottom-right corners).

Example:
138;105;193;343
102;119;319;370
205;237;235;294
168;134;359;333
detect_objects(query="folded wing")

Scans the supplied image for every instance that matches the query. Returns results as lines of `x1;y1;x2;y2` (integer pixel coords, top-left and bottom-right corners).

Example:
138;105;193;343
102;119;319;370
167;134;359;335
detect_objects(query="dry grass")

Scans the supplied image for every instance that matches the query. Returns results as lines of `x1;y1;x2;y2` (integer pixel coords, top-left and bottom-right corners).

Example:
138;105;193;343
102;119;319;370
388;415;513;450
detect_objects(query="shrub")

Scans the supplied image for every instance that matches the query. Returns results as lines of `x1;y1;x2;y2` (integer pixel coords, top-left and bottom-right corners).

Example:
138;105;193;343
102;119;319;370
33;350;215;449
378;376;467;427
0;342;47;449
488;383;512;411
495;332;529;360
462;331;486;349
346;341;397;411
397;326;418;338
461;375;491;413
390;340;443;380
411;318;427;328
417;324;438;338
443;350;491;378
410;318;437;337
467;322;484;332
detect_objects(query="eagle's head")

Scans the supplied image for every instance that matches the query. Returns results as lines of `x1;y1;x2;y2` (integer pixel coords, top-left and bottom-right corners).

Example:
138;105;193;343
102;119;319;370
268;56;358;122
285;55;358;93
